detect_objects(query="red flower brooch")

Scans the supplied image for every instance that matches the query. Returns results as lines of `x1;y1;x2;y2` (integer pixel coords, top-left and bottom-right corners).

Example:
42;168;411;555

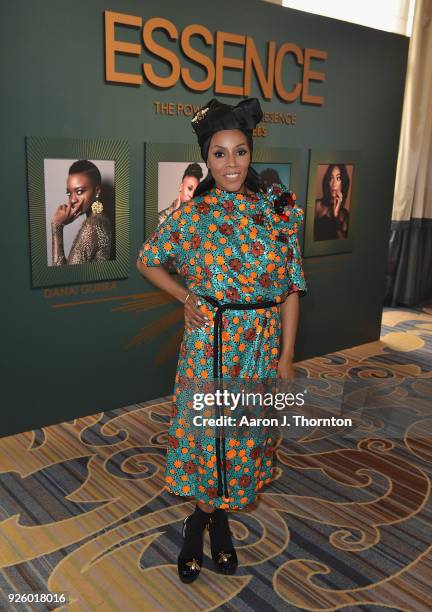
269;183;297;220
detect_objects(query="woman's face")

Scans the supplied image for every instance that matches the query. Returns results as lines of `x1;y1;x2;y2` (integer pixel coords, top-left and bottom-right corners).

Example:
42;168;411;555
329;166;342;195
207;129;251;193
179;175;200;203
66;173;99;216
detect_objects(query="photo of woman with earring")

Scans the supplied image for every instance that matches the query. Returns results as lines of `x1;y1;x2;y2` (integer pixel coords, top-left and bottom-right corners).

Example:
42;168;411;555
158;162;204;226
50;160;113;265
137;98;306;584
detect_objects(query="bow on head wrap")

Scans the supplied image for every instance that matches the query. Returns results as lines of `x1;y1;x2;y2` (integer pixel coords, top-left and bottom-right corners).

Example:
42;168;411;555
191;98;263;161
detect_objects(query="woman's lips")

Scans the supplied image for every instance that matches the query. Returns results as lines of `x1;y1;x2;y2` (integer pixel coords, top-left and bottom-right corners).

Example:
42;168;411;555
224;172;240;180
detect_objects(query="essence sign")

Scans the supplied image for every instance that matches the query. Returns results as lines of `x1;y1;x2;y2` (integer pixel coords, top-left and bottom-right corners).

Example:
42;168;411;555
105;11;327;105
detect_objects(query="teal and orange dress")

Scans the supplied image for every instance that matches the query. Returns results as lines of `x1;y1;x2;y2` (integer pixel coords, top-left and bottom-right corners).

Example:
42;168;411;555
138;185;307;509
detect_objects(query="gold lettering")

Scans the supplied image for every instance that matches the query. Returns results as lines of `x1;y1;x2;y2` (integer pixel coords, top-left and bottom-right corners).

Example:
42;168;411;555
244;37;275;100
143;18;180;88
302;48;327;105
215;31;245;96
181;24;215;91
183;103;195;116
274;43;303;102
103;12;327;102
104;11;143;85
79;282;117;294
252;125;268;137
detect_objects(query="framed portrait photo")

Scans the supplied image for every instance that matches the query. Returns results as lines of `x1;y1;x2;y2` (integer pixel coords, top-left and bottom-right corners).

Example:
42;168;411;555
250;146;300;196
304;150;359;257
27;137;129;287
144;143;205;237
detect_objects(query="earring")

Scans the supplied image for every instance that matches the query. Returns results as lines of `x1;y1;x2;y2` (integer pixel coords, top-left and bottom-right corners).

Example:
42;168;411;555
91;197;103;214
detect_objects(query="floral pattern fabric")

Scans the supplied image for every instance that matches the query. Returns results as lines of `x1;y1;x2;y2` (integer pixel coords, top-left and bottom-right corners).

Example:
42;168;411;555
138;186;306;509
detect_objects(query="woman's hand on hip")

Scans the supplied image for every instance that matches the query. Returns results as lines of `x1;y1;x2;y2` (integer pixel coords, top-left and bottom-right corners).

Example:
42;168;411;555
184;293;209;331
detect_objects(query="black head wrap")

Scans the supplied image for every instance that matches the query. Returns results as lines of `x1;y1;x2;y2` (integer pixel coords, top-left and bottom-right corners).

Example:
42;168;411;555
191;98;263;161
191;98;263;196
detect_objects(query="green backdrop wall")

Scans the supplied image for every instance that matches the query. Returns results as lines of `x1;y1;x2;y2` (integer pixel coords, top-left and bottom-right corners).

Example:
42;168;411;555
1;0;408;437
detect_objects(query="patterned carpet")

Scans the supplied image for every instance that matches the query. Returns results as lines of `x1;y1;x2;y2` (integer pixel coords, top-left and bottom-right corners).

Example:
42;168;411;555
1;306;431;611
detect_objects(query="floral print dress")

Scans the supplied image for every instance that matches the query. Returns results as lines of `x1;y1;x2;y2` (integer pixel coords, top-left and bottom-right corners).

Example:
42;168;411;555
139;186;307;509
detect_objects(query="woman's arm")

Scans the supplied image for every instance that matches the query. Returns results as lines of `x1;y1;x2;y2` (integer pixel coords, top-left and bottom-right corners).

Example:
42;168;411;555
136;261;188;303
51;202;76;265
51;223;67;265
277;291;300;380
336;208;349;239
136;261;207;330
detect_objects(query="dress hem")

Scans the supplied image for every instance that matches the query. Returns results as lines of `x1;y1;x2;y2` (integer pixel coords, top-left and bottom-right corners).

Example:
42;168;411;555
163;481;270;510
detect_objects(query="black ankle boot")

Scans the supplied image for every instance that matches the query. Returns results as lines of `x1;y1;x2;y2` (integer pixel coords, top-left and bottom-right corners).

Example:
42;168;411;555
177;506;211;583
208;509;238;574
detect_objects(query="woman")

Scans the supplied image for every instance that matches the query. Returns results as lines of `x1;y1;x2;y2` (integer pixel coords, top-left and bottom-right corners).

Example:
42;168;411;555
158;163;203;226
314;164;350;241
259;167;282;191
137;98;307;583
51;160;112;265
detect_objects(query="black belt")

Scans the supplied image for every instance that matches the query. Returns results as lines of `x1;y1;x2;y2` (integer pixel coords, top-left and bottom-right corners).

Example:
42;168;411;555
200;295;279;498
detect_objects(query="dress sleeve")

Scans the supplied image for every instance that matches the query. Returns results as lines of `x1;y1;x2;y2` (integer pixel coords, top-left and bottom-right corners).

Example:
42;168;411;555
286;208;307;298
93;215;112;261
138;208;184;267
51;223;67;266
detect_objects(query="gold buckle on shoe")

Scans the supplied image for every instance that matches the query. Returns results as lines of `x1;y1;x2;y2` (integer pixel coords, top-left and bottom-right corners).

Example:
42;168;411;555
217;552;231;564
186;559;201;571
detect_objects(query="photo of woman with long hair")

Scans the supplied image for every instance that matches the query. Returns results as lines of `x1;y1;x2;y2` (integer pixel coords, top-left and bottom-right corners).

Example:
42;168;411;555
314;163;351;241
